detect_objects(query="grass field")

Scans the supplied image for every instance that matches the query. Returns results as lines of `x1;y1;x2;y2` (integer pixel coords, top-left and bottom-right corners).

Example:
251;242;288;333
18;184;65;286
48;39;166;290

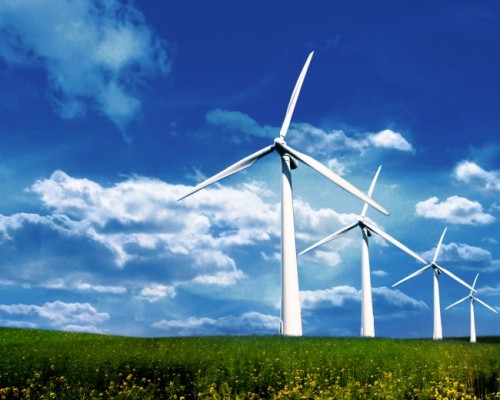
0;328;498;399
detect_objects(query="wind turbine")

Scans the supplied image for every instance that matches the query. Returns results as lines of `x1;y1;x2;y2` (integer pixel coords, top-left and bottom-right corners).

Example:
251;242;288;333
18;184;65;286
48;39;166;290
446;273;497;343
299;165;426;337
178;52;389;336
393;227;475;340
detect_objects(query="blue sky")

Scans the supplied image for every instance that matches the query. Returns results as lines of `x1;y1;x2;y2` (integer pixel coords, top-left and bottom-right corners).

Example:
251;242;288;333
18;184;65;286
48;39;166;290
0;0;498;338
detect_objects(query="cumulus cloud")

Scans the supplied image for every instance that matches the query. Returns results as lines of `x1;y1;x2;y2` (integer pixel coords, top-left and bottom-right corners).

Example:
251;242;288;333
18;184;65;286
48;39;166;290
76;282;127;294
422;242;500;272
289;124;415;156
26;169;278;274
368;129;414;152
0;0;170;132
205;110;415;157
63;324;107;334
415;196;495;225
0;300;109;331
152;311;280;335
138;284;177;303
301;286;360;309
301;285;427;311
454;161;500;192
0;170;289;293
372;287;427;310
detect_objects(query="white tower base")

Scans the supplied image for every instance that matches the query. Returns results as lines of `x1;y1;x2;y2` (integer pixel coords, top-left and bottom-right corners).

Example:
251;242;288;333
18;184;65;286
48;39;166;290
280;154;302;336
470;301;476;343
433;270;443;340
360;228;375;337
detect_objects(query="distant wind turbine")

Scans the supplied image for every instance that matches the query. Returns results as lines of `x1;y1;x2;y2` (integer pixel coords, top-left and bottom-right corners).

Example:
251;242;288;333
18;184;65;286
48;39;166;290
178;52;389;336
300;165;426;337
446;273;497;343
393;227;475;340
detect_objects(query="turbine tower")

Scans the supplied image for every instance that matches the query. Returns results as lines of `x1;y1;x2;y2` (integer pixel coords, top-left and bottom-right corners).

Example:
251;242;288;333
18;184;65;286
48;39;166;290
393;227;475;340
446;273;497;343
178;52;389;336
300;165;426;337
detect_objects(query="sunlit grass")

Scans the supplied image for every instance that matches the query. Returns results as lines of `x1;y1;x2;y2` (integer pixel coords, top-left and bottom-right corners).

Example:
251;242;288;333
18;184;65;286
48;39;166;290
0;328;498;399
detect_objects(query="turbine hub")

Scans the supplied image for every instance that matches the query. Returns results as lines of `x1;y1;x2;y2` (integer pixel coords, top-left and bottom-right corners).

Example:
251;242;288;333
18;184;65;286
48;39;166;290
274;137;285;146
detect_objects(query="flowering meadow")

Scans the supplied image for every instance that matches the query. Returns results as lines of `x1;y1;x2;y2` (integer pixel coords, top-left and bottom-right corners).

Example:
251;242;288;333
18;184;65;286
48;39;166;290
0;328;498;399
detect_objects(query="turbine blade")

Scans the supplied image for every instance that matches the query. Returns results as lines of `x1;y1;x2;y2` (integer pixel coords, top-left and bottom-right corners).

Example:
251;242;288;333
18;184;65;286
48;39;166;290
363;221;427;264
280;51;314;139
435;264;475;292
445;295;469;310
392;264;432;287
280;143;389;216
473;297;498;313
177;145;275;200
433;227;447;263
361;165;382;218
299;221;359;256
471;273;479;294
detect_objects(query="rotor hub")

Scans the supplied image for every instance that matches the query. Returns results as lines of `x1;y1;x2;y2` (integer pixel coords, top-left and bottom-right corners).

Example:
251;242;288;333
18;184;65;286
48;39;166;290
274;137;285;146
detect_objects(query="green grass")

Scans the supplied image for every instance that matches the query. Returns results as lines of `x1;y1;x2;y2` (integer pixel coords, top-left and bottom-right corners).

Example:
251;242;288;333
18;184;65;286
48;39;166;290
0;328;498;399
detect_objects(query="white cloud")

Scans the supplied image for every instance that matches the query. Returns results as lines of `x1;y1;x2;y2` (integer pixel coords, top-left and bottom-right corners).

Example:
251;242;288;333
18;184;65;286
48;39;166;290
25;170;279;277
372;270;388;277
477;285;500;296
301;285;427;311
0;0;169;131
152;311;280;335
422;242;500;272
76;282;127;294
372;287;427;310
63;324;107;334
368;129;414;152
205;110;415;157
190;270;247;286
415;196;495;225
0;319;38;329
326;158;349;176
138;284;177;303
0;300;109;328
306;249;343;267
301;286;360;310
290;124;415;156
454;161;500;192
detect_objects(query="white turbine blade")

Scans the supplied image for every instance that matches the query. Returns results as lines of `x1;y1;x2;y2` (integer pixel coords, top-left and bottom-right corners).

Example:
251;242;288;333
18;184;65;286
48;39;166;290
445;295;469;310
280;143;389;216
392;264;432;287
177;145;275;200
473;297;498;313
433;227;447;263
471;273;479;293
363;221;427;265
435;263;475;292
361;165;382;218
280;51;314;139
299;221;359;256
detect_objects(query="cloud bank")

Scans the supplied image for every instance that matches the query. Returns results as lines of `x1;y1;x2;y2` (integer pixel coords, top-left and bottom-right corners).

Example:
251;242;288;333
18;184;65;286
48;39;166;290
0;0;170;131
415;196;494;225
206;109;415;156
454;161;500;192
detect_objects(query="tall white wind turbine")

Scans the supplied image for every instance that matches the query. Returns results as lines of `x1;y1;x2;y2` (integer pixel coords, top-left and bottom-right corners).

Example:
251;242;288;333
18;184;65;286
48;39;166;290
299;165;426;337
178;52;389;336
445;273;497;343
393;227;475;340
